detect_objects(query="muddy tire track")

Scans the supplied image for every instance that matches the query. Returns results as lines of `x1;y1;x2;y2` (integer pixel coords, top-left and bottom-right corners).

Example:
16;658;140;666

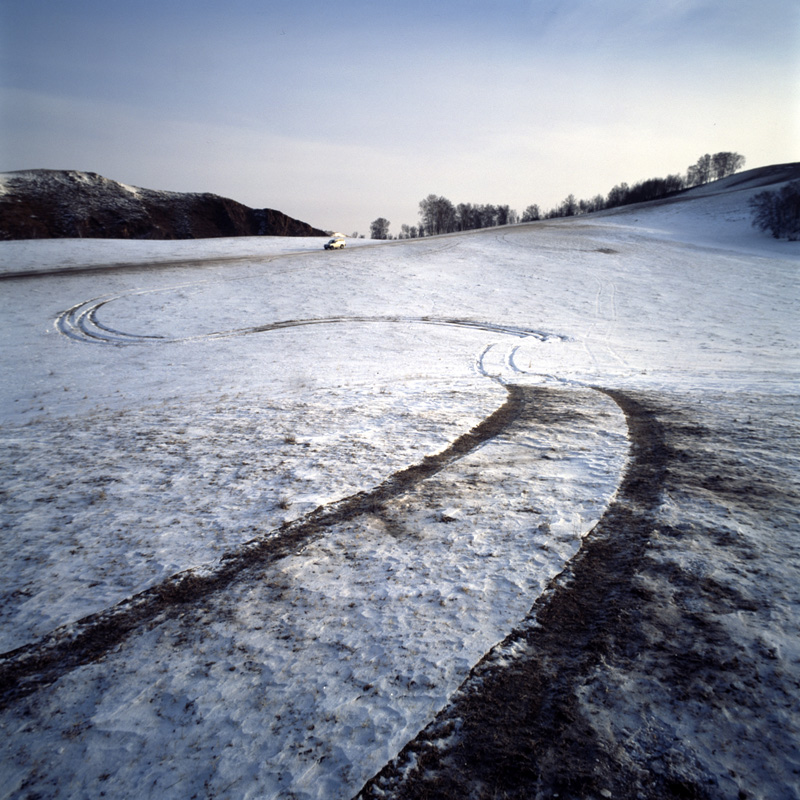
357;388;672;799
357;389;800;799
0;385;530;708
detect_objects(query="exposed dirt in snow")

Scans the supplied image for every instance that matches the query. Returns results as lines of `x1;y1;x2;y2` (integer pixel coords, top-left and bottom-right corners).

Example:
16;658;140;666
359;389;800;800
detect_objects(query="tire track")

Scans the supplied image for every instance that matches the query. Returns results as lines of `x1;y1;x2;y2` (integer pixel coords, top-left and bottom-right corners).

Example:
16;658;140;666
0;384;529;708
357;387;663;799
56;297;564;348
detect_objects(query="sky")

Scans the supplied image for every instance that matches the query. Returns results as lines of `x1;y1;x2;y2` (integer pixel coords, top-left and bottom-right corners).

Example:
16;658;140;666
1;0;798;235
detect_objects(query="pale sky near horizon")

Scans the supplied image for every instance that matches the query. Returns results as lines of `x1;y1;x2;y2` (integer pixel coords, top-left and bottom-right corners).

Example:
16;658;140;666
2;0;798;235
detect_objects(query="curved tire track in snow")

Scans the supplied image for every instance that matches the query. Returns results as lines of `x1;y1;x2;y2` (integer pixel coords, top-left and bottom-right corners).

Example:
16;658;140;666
56;295;565;349
56;293;570;385
0;385;530;707
42;288;633;795
56;295;168;343
0;382;638;797
358;388;665;799
360;389;800;799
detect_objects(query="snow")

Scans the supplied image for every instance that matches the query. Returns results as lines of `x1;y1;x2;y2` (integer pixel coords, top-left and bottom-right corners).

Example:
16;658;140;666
0;175;798;799
118;181;141;197
595;184;799;258
0;234;373;277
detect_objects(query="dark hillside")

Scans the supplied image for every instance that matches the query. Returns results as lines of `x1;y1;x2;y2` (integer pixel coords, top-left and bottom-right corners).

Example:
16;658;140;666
0;170;327;240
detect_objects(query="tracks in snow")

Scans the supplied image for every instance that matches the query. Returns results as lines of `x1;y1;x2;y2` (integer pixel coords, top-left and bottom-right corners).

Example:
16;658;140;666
56;290;570;388
0;385;529;706
0;382;636;800
357;388;663;799
25;282;632;795
56;294;564;351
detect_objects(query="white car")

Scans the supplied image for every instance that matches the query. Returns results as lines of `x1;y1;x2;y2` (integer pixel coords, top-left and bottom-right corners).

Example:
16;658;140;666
324;237;346;250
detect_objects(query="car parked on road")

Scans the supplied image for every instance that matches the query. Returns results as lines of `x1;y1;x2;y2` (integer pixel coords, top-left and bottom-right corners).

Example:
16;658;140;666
324;235;346;250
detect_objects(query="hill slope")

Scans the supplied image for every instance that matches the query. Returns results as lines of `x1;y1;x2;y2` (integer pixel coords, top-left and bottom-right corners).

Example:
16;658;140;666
0;169;327;240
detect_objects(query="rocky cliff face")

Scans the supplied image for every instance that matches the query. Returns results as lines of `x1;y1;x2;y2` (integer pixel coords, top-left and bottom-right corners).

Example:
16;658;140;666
0;170;327;240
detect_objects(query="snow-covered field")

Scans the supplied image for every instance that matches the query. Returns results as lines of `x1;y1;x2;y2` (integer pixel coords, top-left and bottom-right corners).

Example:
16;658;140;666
0;174;798;799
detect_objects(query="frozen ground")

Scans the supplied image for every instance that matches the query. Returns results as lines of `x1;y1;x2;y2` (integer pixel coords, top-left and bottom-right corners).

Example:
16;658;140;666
0;170;798;799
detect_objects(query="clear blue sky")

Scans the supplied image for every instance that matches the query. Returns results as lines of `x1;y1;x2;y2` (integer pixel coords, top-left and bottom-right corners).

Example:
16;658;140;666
2;0;798;234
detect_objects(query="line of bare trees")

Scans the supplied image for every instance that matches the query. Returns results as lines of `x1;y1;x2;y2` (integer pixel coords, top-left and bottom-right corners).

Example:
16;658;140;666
371;152;746;238
540;151;745;220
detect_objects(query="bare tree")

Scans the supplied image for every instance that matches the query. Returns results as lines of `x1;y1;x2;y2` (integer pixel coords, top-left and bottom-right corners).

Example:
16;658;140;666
606;182;630;208
479;204;497;228
560;194;578;217
418;194;437;234
749;180;800;240
419;194;456;235
455;203;473;232
688;152;745;186
687;154;712;186
578;197;602;214
496;205;513;226
521;204;541;222
370;217;390;239
712;152;746;181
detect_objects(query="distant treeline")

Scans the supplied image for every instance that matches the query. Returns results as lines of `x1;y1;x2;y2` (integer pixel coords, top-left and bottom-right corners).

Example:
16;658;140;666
370;152;745;239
